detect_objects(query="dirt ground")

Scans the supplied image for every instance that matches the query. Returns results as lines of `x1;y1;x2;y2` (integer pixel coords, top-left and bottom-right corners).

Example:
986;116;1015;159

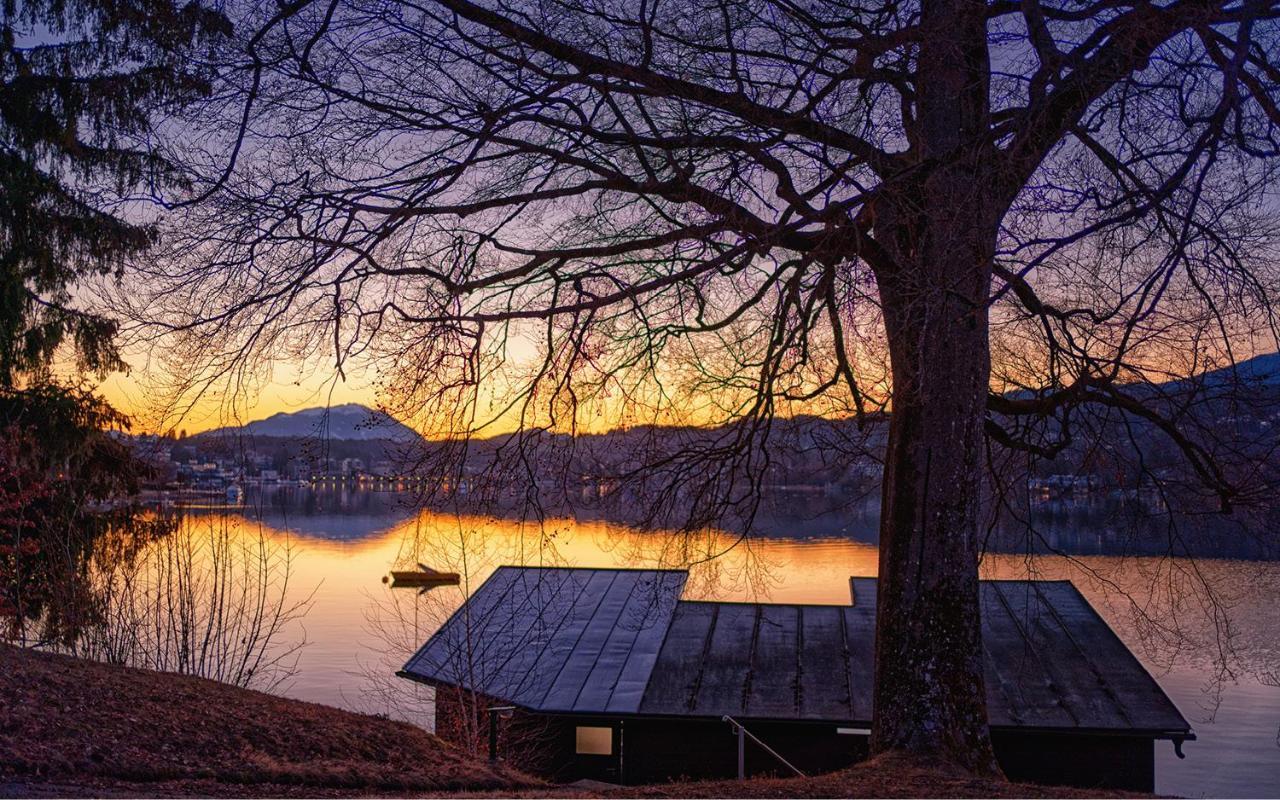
0;644;530;795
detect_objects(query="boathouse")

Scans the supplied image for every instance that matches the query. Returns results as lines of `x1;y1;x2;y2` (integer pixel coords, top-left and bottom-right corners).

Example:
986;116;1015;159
398;567;1193;791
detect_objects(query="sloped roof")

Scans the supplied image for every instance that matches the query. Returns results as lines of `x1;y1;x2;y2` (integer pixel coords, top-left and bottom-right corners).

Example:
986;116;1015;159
402;567;688;714
401;567;1191;737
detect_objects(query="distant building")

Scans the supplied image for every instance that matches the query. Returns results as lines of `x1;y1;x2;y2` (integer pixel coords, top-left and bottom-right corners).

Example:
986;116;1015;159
401;567;1193;791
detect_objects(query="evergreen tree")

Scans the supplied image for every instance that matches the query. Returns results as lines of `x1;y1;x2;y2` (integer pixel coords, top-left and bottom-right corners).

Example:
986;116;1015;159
0;0;228;384
0;0;226;643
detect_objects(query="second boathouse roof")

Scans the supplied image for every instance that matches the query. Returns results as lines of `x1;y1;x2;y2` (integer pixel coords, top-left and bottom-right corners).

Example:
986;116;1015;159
400;566;1191;738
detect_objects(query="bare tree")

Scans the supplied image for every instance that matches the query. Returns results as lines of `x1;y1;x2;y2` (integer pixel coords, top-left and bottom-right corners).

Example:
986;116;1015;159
132;0;1280;771
73;514;313;691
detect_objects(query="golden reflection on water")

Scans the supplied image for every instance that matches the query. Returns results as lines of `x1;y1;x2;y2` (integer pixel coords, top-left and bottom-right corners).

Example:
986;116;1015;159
188;508;1279;695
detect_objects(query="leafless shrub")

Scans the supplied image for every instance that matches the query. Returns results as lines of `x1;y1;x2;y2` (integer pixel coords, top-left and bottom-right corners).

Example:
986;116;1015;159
69;514;314;691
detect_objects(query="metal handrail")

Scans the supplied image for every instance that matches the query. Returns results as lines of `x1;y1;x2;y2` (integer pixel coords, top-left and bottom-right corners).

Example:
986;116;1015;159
721;714;807;779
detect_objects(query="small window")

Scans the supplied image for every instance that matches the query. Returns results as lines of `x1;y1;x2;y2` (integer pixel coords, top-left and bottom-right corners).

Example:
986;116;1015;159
575;725;613;755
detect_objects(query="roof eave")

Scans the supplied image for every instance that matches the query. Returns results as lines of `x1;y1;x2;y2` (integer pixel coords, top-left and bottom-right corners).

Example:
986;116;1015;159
393;673;1197;742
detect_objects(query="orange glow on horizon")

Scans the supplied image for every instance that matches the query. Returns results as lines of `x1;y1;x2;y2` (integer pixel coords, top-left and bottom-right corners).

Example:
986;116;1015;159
94;337;1277;438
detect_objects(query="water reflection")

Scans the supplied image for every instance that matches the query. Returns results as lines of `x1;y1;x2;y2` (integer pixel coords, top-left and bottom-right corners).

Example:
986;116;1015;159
166;488;1279;797
82;517;312;690
4;511;311;692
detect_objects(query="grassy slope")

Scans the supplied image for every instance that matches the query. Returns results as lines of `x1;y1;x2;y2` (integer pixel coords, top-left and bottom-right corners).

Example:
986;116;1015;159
0;644;530;795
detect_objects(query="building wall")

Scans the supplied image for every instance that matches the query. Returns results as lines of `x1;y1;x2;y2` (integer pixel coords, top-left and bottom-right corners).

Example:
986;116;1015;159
472;714;868;784
434;687;568;776
437;691;1155;791
991;730;1155;793
618;718;869;783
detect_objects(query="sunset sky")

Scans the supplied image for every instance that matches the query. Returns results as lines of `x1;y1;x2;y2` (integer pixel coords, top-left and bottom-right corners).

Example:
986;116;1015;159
94;353;381;434
91;337;1278;437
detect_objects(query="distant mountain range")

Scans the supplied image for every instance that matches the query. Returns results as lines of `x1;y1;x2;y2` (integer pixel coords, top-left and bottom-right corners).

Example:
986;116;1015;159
201;403;421;442
193;353;1280;444
1198;352;1280;387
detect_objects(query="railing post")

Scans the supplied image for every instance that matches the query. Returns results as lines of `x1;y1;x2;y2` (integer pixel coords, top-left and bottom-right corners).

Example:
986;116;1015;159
737;722;745;779
488;708;499;762
487;705;516;763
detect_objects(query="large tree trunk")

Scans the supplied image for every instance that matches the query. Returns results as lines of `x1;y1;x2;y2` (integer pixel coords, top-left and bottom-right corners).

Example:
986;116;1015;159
864;0;1002;773
870;218;1000;771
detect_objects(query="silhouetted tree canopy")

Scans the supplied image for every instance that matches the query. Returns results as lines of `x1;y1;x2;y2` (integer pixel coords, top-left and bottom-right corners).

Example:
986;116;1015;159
136;0;1280;771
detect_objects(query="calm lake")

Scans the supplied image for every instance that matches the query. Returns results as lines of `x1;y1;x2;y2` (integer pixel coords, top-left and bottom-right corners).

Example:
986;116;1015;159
169;486;1278;798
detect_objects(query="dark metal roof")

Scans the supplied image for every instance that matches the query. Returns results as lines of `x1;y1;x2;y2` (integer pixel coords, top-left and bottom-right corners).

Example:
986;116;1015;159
403;567;687;714
401;567;1191;737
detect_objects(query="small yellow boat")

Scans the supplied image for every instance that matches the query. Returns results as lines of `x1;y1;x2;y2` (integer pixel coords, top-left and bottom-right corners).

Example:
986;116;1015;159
386;564;460;589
